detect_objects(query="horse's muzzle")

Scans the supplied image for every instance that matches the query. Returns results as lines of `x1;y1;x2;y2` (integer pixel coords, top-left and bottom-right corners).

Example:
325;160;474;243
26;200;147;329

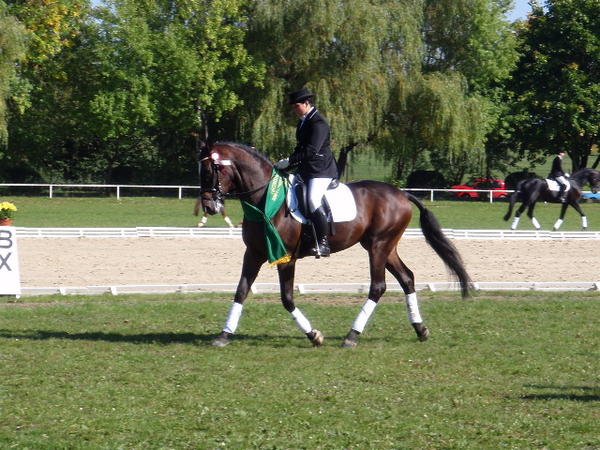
201;196;223;215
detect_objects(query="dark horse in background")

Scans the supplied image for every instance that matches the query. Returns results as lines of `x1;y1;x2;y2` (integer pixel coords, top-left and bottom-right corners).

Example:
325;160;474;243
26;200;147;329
503;168;600;231
199;142;471;347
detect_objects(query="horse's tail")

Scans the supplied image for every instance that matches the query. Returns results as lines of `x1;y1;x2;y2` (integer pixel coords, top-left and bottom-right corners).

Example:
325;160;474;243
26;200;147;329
407;193;472;298
503;180;523;221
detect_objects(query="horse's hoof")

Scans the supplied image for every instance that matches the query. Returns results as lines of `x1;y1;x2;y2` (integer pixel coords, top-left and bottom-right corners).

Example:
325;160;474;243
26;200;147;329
342;329;359;348
412;323;430;342
308;329;324;347
212;332;230;347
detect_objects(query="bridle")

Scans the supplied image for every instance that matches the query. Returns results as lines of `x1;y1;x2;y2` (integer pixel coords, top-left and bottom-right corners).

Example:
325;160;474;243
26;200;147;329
199;152;274;204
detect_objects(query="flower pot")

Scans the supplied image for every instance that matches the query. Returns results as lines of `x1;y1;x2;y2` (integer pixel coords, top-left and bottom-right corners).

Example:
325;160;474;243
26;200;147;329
0;218;13;226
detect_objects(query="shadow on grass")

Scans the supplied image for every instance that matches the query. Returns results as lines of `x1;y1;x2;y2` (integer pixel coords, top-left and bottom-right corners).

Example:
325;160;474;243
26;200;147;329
0;329;348;347
0;328;401;348
521;384;600;402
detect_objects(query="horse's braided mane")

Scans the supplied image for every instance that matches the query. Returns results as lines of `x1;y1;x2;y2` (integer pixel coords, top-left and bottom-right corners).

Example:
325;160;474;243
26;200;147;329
216;141;273;166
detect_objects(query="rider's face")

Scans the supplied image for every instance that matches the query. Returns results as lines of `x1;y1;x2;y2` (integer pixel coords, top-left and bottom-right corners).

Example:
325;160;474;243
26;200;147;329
292;100;311;118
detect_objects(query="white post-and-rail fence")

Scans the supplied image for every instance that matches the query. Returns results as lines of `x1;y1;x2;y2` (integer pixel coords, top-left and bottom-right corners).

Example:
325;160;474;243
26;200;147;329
2;182;599;203
12;226;600;239
0;182;512;202
0;182;200;199
16;281;600;298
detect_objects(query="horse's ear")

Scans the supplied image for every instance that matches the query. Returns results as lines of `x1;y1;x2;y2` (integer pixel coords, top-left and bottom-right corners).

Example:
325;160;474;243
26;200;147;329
196;138;212;160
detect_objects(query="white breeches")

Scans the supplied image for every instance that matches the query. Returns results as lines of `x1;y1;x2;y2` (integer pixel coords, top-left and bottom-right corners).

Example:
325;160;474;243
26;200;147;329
555;176;568;187
308;178;333;212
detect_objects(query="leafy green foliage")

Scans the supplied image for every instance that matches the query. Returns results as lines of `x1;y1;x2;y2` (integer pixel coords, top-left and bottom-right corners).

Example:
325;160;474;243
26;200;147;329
0;1;27;145
510;0;600;170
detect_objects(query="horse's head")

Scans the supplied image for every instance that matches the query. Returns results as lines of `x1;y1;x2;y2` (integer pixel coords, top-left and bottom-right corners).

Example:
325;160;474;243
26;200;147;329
589;170;600;193
198;144;232;215
198;142;272;215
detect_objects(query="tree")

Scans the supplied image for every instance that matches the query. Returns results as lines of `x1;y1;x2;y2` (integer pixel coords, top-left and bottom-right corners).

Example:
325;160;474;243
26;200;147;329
5;0;264;183
0;1;27;146
510;0;600;171
239;0;517;184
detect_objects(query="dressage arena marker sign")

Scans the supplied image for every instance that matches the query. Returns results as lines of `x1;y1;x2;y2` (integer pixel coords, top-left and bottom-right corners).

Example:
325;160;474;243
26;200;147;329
0;226;21;297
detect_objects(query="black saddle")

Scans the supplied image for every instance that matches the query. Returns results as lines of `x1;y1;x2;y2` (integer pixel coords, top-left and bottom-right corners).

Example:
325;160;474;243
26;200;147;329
292;174;337;220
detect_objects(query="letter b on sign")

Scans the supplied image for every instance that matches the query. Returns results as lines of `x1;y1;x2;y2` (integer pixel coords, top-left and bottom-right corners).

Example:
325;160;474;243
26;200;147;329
0;227;21;296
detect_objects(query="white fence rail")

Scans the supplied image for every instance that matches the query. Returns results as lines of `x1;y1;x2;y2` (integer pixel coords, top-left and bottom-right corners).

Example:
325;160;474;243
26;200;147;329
2;182;598;203
13;226;600;239
0;182;511;202
15;281;600;297
0;183;199;199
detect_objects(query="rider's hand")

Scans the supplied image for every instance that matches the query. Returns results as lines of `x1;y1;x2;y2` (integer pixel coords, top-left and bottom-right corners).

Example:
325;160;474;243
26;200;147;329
274;158;290;170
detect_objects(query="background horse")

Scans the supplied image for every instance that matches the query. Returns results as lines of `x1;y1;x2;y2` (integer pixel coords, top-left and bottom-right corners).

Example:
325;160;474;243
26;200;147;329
503;168;600;231
199;142;471;347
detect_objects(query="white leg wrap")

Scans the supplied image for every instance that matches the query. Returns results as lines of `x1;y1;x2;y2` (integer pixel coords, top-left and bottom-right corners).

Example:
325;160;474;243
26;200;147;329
223;302;243;334
510;216;520;230
291;308;312;334
224;216;234;228
531;217;541;229
198;215;208;227
405;292;423;324
582;216;588;228
553;218;563;230
351;299;377;333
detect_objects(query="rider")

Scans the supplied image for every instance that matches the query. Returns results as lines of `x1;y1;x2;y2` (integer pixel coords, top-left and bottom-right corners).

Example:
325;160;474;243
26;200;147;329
274;87;338;257
549;150;568;203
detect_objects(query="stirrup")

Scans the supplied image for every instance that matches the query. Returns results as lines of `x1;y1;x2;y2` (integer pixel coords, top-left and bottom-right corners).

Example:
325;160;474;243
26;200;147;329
311;239;330;258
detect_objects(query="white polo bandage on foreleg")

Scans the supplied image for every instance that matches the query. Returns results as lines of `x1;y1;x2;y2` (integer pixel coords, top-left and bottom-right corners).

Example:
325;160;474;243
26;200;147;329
291;308;312;334
351;299;377;333
199;216;208;226
405;292;423;324
511;216;520;230
553;218;563;230
582;216;588;228
223;302;244;334
531;217;541;229
224;216;234;228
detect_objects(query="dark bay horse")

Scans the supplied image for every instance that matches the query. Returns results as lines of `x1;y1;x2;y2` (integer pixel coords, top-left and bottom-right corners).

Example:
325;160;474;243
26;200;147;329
199;142;471;347
503;168;600;231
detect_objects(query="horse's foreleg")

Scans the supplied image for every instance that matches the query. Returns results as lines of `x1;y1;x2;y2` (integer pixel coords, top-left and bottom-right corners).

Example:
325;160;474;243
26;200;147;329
385;251;429;342
525;202;542;229
565;202;588;230
342;248;388;347
552;203;569;231
212;250;265;347
277;261;323;346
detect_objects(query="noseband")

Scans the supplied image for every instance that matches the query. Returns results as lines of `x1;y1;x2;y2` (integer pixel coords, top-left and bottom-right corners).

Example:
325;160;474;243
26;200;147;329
199;153;273;202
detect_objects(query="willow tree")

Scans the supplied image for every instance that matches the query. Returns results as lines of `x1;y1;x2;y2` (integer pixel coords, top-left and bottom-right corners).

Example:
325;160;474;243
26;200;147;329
240;0;516;184
240;0;423;160
0;1;26;146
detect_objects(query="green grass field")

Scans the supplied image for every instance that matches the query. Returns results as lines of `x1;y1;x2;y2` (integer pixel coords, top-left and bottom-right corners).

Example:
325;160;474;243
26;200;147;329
1;291;599;448
2;195;600;230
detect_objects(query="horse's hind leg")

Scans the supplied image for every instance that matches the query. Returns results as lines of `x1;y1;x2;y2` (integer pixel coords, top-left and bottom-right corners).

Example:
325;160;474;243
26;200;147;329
342;243;389;347
385;250;429;341
277;260;323;346
212;250;265;347
510;202;528;229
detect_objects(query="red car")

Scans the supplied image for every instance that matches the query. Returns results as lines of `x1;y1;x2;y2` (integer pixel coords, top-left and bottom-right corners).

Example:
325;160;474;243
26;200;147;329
450;177;508;200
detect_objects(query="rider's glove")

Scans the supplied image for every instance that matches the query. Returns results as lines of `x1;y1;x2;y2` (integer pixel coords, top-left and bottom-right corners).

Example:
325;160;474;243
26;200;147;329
274;158;290;170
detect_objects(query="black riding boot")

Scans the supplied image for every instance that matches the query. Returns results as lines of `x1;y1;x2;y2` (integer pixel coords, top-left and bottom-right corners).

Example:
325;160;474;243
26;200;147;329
310;206;331;257
558;184;567;202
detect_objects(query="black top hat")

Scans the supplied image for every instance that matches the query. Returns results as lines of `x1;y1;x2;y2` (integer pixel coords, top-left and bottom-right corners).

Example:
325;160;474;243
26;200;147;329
288;87;315;104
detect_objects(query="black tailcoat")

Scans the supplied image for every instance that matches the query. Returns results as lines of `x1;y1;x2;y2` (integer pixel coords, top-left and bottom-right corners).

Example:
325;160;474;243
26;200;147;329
288;108;338;179
549;156;565;178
